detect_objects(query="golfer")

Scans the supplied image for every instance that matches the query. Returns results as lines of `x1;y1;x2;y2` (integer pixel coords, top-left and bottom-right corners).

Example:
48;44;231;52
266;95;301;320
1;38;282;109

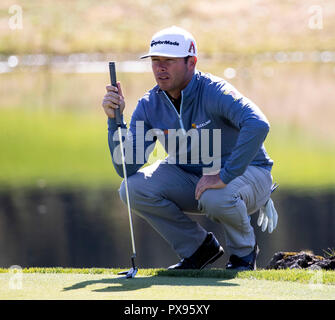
102;26;278;270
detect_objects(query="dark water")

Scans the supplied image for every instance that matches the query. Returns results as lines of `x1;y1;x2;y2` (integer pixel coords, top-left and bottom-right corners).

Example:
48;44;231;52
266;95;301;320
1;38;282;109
0;186;334;269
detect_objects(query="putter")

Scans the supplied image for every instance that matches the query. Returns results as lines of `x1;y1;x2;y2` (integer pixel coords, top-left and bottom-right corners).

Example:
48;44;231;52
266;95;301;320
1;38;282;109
109;61;138;279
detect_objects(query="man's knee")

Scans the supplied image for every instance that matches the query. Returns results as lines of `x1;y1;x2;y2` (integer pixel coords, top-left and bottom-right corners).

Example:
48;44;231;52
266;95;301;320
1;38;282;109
119;175;141;205
119;173;155;207
199;188;245;223
199;188;251;232
199;189;236;219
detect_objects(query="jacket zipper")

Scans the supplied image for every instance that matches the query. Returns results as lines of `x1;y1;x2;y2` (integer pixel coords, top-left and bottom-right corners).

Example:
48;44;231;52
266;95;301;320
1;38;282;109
162;91;186;134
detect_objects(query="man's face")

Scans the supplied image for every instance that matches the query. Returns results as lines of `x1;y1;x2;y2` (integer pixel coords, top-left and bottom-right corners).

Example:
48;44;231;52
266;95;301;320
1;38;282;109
151;56;195;97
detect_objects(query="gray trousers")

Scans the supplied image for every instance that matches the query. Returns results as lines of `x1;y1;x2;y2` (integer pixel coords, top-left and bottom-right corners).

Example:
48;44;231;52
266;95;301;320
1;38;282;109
119;160;273;259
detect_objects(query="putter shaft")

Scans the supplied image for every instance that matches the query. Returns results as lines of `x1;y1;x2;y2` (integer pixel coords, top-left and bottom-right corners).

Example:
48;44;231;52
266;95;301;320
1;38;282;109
109;61;137;277
117;127;137;257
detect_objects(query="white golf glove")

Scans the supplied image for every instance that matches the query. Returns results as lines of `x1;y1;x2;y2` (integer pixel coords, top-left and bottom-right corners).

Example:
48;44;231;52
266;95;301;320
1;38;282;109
257;198;278;233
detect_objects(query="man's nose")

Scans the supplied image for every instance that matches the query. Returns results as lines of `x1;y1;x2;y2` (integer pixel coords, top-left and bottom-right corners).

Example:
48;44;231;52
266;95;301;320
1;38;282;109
156;61;167;70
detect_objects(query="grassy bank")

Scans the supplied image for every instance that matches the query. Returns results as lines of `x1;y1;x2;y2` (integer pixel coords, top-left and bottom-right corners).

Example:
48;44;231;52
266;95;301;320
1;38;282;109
0;108;334;189
2;267;335;285
0;109;121;188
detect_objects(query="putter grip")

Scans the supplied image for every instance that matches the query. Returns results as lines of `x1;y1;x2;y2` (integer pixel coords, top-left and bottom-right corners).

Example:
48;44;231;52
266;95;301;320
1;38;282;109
108;61;122;126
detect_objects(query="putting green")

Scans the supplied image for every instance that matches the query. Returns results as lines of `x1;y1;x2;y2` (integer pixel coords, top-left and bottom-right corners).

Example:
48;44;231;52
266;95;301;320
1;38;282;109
1;273;335;300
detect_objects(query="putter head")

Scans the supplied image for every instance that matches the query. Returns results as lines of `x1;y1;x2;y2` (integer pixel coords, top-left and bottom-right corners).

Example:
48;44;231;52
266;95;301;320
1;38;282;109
118;267;138;279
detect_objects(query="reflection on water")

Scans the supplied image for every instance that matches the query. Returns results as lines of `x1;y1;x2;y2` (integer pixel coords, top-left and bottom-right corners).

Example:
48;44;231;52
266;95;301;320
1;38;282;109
0;187;334;269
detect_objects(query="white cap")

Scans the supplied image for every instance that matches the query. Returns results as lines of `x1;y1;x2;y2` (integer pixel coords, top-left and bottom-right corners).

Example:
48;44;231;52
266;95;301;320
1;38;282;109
140;26;197;59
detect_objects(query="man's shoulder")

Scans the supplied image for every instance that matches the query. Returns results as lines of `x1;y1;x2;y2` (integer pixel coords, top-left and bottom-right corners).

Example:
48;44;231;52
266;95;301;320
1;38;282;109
196;71;233;100
197;70;226;86
138;85;160;104
197;71;232;97
132;85;160;121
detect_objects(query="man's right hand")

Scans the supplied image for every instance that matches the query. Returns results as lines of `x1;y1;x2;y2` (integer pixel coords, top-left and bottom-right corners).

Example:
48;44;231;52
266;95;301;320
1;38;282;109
102;81;125;119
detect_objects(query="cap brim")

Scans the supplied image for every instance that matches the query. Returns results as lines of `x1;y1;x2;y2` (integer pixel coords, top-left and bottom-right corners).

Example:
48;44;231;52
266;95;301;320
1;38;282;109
140;52;192;59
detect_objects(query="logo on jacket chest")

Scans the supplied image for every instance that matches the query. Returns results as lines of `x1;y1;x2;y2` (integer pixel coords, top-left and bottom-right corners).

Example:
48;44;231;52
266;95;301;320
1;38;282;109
191;119;211;129
153;119;212;135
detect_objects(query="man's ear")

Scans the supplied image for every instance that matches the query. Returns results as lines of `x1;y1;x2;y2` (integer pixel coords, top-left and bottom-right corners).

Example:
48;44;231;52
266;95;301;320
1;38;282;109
188;56;197;69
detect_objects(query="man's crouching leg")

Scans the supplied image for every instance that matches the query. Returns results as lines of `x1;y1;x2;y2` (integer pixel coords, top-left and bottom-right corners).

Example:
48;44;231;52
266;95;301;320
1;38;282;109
198;166;273;270
118;160;209;261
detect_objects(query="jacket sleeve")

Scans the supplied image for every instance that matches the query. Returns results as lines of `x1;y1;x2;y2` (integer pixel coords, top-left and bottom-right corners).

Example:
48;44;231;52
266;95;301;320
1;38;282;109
212;82;270;184
107;100;156;178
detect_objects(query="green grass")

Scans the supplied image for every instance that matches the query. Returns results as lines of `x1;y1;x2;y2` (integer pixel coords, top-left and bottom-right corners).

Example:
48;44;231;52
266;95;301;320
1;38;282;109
2;267;335;285
0;108;122;188
0;108;334;189
266;124;335;189
1;268;335;300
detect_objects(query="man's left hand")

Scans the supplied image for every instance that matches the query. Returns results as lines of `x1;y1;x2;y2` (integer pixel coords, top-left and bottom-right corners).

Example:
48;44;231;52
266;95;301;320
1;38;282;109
195;174;227;200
